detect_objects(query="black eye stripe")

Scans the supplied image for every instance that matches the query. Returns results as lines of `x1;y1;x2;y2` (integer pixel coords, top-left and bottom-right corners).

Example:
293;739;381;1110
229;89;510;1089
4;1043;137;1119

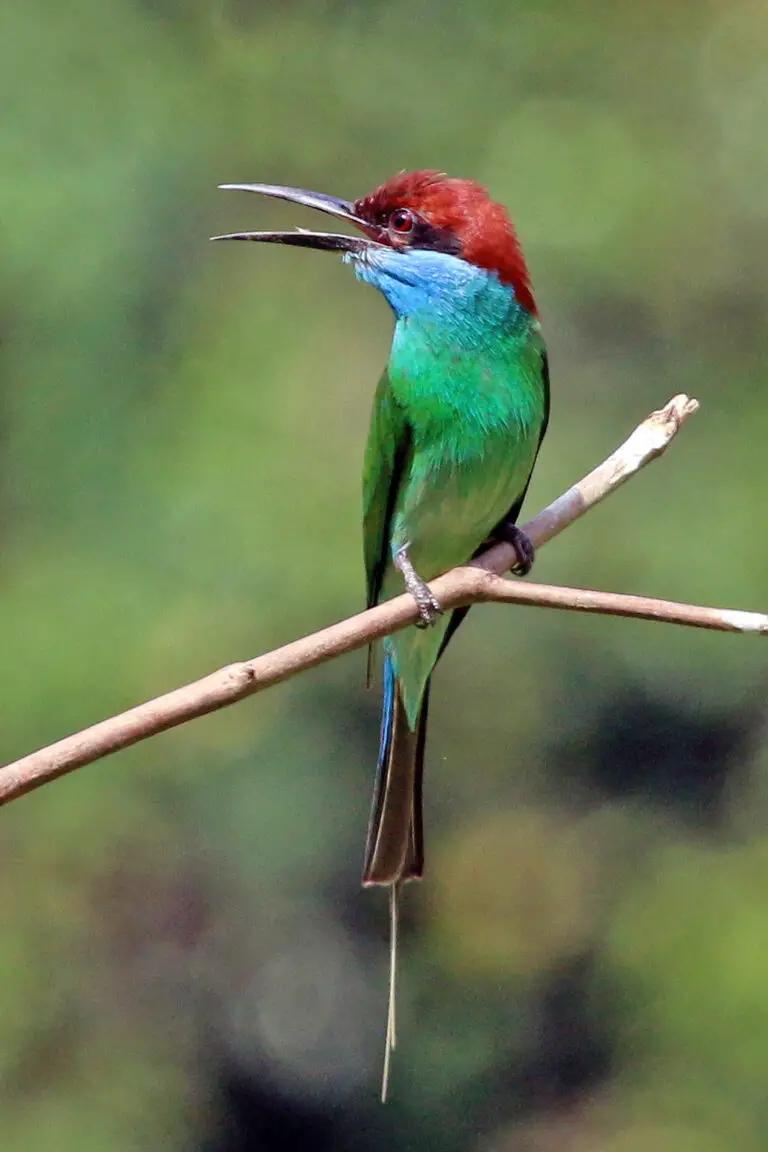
379;211;461;256
409;218;462;256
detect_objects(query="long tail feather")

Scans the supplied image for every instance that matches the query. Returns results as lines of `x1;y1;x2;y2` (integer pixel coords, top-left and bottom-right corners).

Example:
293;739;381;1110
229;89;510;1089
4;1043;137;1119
364;657;429;1099
363;656;427;886
381;882;399;1101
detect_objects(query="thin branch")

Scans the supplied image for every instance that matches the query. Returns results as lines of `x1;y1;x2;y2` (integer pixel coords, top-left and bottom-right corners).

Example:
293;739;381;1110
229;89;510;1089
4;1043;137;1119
3;391;759;810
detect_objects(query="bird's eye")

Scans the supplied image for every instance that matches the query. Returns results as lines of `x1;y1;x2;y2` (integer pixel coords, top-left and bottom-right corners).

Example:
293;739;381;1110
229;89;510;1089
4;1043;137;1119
389;208;414;234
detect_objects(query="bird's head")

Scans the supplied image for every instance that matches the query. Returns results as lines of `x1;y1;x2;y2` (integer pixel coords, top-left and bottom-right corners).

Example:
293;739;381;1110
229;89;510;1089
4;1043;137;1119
213;169;536;317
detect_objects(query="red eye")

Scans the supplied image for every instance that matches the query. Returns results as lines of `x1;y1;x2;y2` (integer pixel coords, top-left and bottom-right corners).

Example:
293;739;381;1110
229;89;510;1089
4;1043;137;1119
389;208;414;234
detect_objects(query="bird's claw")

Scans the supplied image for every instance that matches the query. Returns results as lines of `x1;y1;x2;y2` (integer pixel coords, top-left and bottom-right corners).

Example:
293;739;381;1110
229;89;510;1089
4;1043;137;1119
495;522;535;576
393;546;443;628
413;587;443;629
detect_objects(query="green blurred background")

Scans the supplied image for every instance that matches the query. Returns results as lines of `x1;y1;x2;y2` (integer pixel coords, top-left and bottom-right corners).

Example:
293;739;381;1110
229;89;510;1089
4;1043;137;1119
2;0;768;1148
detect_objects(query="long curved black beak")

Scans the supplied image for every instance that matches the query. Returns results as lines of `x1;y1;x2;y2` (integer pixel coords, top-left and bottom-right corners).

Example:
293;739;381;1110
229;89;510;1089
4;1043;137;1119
211;183;379;253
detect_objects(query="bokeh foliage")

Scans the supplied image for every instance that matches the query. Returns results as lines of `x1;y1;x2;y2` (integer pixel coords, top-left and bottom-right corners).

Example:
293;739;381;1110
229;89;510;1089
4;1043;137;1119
2;0;768;1148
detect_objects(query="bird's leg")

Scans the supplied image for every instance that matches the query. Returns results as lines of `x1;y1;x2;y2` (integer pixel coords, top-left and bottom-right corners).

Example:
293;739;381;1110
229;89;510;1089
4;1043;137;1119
492;520;536;576
393;546;442;628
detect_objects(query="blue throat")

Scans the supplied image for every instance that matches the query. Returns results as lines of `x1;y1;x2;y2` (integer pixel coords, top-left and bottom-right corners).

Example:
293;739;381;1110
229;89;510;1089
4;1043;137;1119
346;246;527;338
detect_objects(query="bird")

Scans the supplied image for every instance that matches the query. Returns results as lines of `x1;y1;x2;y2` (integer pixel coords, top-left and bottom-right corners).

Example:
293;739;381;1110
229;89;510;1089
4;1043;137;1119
212;170;549;1096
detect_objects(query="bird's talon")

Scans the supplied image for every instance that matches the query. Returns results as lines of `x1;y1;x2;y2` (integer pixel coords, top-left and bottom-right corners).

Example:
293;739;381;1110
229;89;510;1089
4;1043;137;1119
414;591;443;628
393;546;443;627
495;523;535;576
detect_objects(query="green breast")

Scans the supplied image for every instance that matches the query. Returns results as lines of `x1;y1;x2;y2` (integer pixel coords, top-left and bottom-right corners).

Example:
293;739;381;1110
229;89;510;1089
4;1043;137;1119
382;310;548;725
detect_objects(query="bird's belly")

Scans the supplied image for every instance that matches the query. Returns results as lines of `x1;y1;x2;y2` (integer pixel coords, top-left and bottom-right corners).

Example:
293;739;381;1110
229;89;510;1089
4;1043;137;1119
380;430;540;727
391;442;536;583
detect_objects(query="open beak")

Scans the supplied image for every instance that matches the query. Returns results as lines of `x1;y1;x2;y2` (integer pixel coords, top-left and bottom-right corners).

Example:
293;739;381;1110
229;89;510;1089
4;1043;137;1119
211;182;380;253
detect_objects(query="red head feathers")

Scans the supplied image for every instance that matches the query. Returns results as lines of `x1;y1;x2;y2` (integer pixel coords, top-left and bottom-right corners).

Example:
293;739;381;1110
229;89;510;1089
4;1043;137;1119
353;170;536;315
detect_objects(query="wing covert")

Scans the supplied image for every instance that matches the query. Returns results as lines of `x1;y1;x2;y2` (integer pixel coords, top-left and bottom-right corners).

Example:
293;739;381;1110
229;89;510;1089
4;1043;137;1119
363;371;411;611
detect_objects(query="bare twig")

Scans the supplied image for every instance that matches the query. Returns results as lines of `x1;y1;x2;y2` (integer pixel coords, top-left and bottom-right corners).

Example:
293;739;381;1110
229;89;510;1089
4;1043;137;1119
2;392;760;809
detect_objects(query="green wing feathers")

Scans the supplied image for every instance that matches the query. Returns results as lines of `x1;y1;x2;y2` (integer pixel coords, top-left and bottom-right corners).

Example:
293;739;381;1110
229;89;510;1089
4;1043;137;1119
362;371;411;611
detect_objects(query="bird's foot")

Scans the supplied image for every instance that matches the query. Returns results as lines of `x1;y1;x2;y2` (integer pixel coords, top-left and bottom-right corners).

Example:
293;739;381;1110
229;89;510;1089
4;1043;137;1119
393;546;443;628
494;522;535;576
